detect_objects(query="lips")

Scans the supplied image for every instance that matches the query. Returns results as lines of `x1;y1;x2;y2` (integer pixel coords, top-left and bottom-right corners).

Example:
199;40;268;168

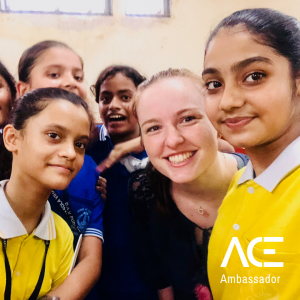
223;116;255;129
49;164;74;173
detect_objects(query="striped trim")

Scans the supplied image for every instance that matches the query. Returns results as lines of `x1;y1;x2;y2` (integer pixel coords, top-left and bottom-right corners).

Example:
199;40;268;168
99;125;110;142
84;228;103;241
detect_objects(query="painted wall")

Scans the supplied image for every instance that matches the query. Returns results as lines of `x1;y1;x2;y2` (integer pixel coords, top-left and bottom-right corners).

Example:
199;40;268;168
0;0;299;119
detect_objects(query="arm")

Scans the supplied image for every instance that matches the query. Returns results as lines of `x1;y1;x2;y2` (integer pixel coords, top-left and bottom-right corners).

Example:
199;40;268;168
158;286;175;300
97;137;143;172
47;236;102;300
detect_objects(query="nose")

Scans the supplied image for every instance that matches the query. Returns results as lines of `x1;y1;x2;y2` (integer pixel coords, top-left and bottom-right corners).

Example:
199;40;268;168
59;141;77;161
108;96;122;110
164;125;184;149
61;73;79;94
219;84;244;112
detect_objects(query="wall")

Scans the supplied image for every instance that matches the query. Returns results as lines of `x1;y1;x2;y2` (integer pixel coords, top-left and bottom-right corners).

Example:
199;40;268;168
0;0;299;119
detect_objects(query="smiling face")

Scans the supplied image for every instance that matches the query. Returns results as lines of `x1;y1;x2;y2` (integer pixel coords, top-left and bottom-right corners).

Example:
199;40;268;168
203;26;300;150
137;77;218;184
20;47;87;99
98;73;140;143
0;75;12;126
12;100;90;191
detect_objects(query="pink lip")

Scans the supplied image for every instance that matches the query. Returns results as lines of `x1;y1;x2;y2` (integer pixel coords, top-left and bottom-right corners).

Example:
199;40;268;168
49;164;74;173
223;116;254;130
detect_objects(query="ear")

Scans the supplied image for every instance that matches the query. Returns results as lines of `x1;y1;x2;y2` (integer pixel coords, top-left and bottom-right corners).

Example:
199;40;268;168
3;125;19;153
17;81;30;98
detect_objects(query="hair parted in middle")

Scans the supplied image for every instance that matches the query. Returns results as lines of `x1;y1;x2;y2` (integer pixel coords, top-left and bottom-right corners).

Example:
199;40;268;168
11;87;93;131
133;68;204;119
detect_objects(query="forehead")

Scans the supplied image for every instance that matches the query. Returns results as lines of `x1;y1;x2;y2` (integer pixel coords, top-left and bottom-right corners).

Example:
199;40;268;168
204;26;285;70
0;75;10;88
26;99;89;131
100;73;137;93
36;47;83;70
138;77;205;115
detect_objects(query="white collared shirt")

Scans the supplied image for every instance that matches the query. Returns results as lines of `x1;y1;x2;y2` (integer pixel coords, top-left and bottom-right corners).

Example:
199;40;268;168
238;136;300;192
0;180;56;240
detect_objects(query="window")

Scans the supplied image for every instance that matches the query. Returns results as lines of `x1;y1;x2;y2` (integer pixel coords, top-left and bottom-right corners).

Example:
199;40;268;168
0;0;112;15
124;0;170;17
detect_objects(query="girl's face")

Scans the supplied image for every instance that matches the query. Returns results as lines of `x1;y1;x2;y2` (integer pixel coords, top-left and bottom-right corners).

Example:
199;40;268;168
19;47;87;99
11;100;90;191
137;77;218;184
98;73;140;142
203;27;300;150
0;75;12;126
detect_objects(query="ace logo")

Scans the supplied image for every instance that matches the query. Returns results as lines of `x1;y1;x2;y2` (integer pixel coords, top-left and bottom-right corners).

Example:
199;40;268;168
221;237;284;268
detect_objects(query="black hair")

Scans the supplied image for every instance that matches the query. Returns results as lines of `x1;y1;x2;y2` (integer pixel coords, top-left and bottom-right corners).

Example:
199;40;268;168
91;65;146;103
0;61;16;180
205;8;300;77
18;40;83;83
11;87;93;131
0;61;17;115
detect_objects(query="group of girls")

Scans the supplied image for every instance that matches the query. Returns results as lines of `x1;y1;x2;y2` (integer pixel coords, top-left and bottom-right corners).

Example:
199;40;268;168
1;6;300;300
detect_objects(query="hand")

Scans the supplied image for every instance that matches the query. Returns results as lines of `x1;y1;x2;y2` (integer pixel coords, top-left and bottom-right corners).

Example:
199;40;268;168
96;137;144;173
217;137;234;153
96;176;107;200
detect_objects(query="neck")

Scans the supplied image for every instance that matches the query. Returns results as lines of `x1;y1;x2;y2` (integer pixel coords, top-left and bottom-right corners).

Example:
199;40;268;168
171;152;234;205
246;124;300;176
5;169;51;234
111;127;140;145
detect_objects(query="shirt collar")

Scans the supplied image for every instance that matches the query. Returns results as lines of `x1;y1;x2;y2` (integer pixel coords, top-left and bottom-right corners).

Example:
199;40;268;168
0;180;56;240
99;125;110;141
238;136;300;192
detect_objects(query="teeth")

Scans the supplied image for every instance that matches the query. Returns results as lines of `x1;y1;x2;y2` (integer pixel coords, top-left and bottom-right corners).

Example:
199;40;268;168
168;152;193;164
109;114;123;119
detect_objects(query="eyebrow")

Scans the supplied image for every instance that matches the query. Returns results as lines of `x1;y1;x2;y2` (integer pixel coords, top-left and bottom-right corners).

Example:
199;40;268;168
202;56;272;76
141;108;201;127
46;124;89;140
141;118;159;128
43;64;83;72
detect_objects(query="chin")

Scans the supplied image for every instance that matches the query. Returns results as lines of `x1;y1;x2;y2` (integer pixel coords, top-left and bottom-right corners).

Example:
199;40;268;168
48;178;73;191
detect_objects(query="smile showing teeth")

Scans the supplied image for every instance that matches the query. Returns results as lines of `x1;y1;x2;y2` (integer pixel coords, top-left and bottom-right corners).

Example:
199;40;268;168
168;152;193;164
109;114;124;119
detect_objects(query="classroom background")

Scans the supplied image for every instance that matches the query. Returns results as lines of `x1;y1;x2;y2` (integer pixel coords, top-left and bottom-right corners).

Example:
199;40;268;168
0;0;297;120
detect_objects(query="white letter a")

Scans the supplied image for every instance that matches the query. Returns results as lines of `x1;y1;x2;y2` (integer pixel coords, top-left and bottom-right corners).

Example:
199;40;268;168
221;237;249;267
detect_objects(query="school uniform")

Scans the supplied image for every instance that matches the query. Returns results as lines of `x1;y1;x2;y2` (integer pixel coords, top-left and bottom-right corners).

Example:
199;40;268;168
49;154;104;247
208;136;300;300
87;125;158;300
0;180;74;299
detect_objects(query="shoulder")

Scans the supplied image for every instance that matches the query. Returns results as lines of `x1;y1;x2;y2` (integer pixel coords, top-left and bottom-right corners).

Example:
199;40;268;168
52;211;73;238
230;152;250;170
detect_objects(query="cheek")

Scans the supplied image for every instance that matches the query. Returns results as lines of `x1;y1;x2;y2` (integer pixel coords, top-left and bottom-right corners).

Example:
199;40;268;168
143;135;161;160
79;84;87;100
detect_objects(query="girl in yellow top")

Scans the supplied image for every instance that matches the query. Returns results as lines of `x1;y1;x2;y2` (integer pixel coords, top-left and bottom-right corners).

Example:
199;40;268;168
202;8;300;300
1;87;92;299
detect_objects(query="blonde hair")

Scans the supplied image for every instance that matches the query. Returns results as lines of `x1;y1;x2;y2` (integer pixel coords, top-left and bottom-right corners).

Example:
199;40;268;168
133;68;204;119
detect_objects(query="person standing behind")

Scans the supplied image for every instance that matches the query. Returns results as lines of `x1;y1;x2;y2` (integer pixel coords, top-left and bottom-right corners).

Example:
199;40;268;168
88;65;158;300
0;61;17;181
16;40;104;300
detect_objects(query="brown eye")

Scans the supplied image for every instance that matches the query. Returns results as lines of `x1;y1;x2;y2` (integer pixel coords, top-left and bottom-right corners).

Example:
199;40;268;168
245;72;265;82
48;132;59;139
206;81;222;90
